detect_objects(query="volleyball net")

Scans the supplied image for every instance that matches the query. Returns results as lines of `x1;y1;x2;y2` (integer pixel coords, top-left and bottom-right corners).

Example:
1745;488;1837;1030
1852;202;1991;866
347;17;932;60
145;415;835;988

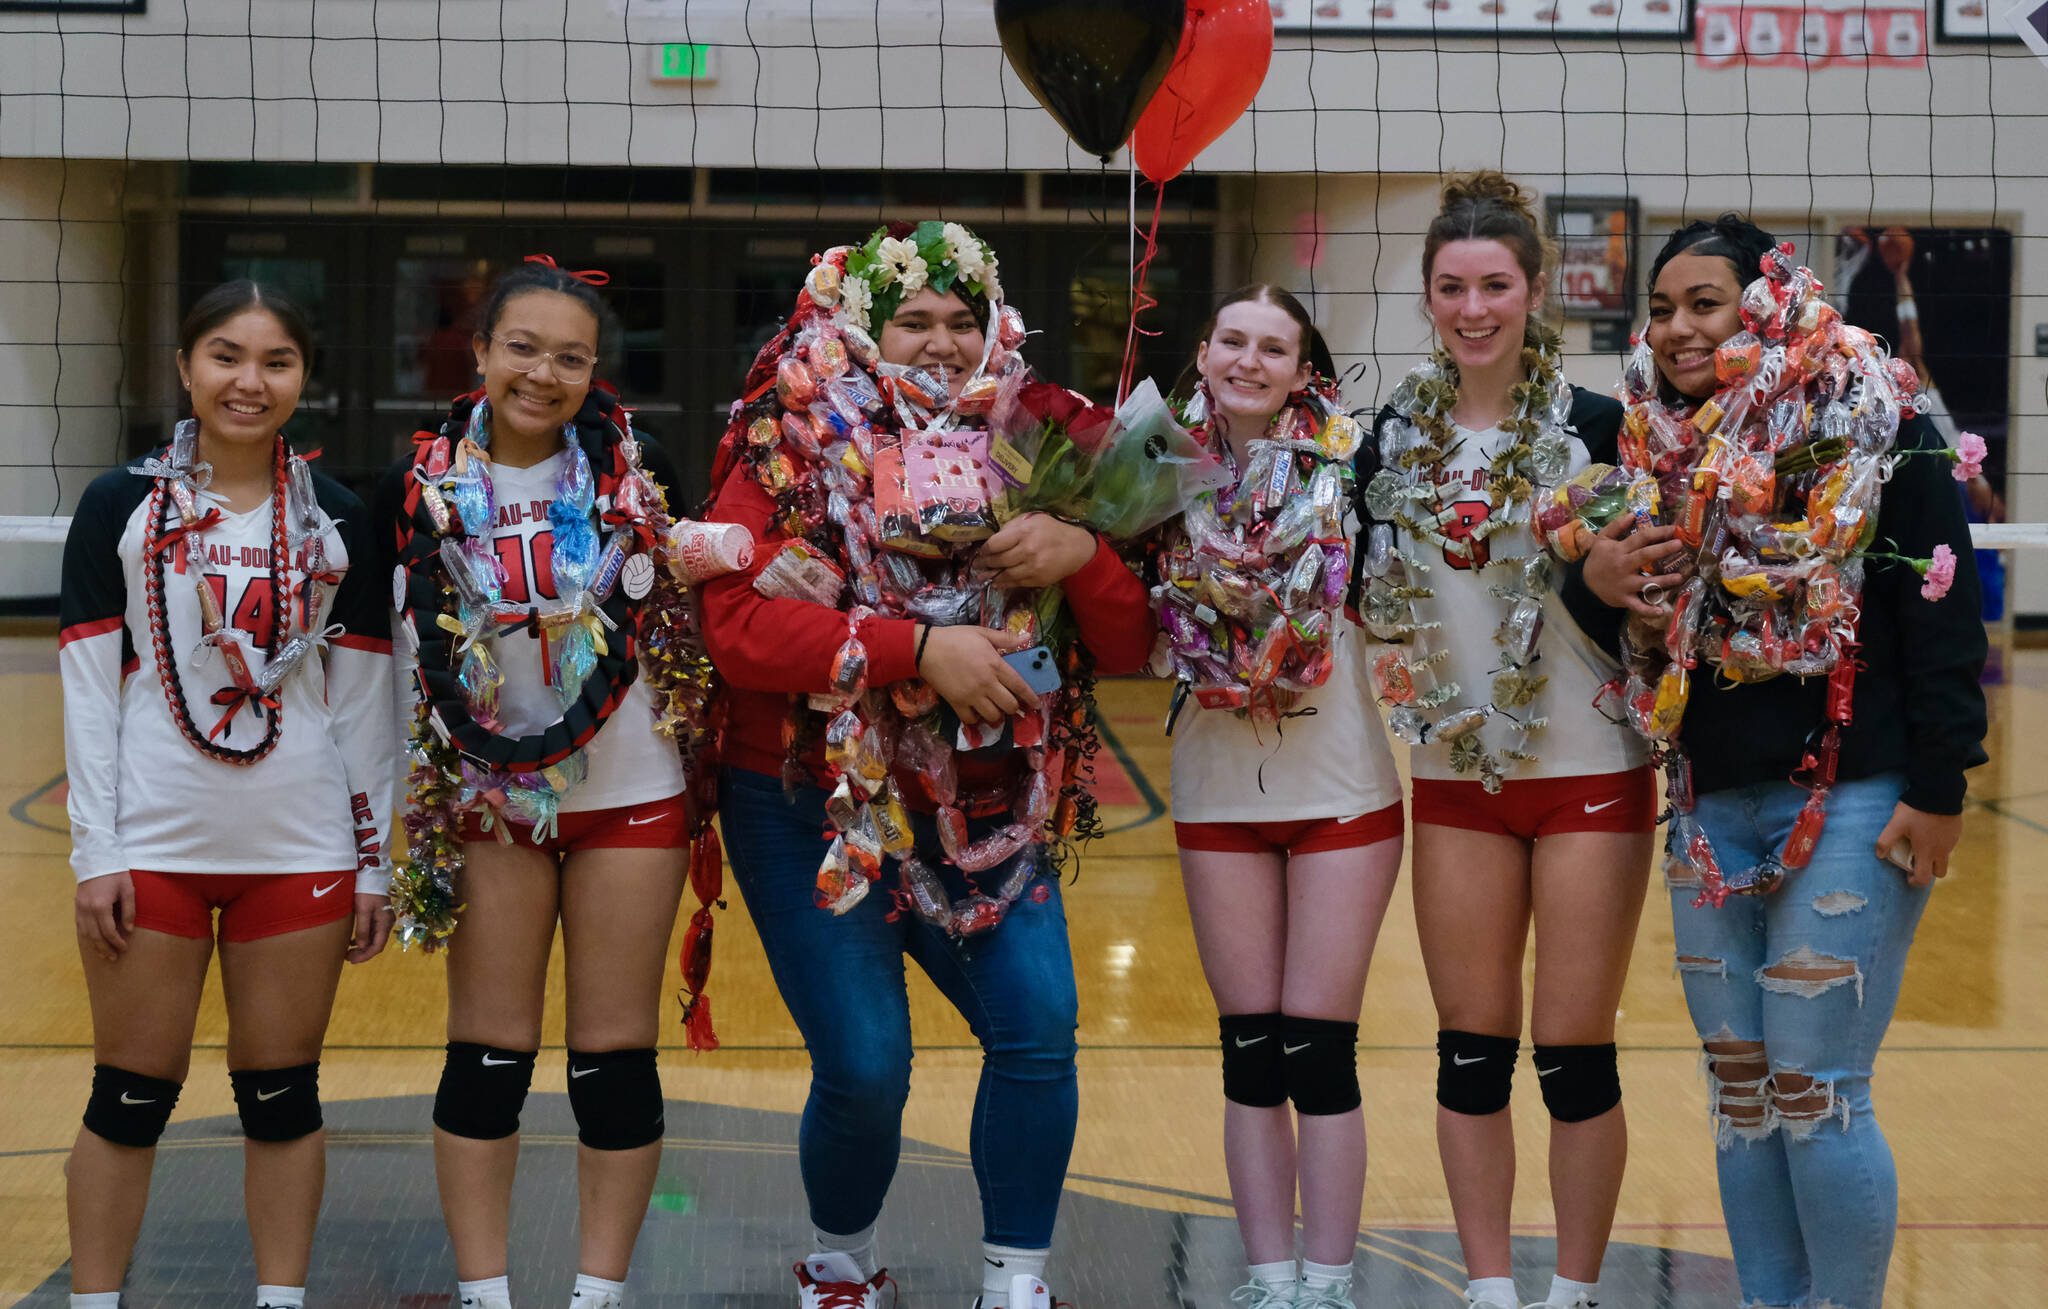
0;0;2042;600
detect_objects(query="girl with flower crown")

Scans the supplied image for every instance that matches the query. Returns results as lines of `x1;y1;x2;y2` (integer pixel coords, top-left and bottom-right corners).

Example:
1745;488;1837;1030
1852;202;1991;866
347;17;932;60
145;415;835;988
59;280;395;1309
376;258;710;1309
1352;173;1652;1309
1572;215;1986;1309
699;220;1154;1309
1151;284;1403;1309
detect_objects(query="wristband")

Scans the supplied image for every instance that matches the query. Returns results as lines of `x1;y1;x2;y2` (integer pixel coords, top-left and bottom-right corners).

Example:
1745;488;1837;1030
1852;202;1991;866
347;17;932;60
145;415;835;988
916;623;933;670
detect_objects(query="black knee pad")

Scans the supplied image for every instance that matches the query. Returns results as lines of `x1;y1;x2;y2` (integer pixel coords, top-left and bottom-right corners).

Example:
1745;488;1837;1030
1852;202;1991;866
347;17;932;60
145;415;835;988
1532;1042;1621;1123
1281;1016;1361;1116
230;1061;323;1142
1436;1030;1519;1116
1218;1012;1287;1108
565;1047;664;1151
82;1064;183;1148
433;1041;537;1141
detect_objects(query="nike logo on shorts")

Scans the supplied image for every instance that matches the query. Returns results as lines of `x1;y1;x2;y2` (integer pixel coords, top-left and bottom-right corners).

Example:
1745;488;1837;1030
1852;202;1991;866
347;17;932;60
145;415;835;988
120;1092;156;1104
571;1066;599;1078
1582;798;1621;814
1234;1035;1268;1048
1451;1054;1486;1066
312;879;343;897
1284;1042;1311;1054
1538;1065;1563;1077
256;1086;290;1101
627;812;669;826
481;1053;517;1066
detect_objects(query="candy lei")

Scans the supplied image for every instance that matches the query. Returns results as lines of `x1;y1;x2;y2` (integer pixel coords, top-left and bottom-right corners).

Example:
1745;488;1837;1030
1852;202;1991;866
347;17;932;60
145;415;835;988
137;419;329;765
724;229;1093;939
1614;244;1924;907
1156;380;1360;729
389;394;669;949
1358;326;1575;792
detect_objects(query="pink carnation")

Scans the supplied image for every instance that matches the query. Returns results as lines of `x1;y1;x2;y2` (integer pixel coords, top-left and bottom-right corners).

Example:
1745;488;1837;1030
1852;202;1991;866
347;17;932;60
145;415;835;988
1954;431;1986;482
1920;543;1957;601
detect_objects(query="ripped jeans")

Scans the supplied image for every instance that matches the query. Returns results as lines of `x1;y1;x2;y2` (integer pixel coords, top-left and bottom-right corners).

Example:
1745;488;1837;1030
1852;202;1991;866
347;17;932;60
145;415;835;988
1668;771;1929;1309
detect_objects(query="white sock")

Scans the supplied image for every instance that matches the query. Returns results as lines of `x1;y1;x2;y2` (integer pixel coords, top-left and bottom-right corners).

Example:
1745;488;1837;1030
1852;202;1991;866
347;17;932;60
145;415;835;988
979;1244;1049;1306
1466;1275;1518;1307
71;1295;123;1309
812;1224;879;1280
458;1275;511;1306
1546;1274;1599;1307
1302;1258;1353;1291
1247;1259;1298;1291
570;1272;626;1304
255;1287;305;1309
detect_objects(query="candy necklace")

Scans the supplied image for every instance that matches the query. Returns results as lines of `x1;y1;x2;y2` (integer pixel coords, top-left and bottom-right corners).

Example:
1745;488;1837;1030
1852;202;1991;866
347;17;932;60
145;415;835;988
1358;324;1573;791
1613;245;1922;905
1156;378;1359;730
389;390;666;948
137;419;324;765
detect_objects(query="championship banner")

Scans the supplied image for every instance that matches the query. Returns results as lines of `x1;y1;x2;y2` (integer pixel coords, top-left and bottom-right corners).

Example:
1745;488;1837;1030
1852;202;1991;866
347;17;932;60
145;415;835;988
1271;0;1692;38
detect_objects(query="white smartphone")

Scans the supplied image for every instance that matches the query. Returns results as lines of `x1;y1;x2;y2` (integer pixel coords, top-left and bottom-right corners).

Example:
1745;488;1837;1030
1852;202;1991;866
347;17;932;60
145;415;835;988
1883;835;1916;874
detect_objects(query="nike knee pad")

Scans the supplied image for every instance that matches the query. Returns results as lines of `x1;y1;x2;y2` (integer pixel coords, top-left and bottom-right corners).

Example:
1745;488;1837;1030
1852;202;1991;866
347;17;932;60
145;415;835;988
1281;1016;1361;1116
1532;1042;1621;1123
565;1047;664;1151
1217;1012;1287;1108
1436;1030;1518;1116
433;1041;536;1141
230;1061;323;1142
82;1064;182;1147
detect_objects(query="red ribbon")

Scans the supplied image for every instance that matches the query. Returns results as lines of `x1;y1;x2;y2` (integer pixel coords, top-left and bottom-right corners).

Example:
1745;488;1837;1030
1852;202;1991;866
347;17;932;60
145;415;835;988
207;684;281;740
153;508;223;558
524;253;610;286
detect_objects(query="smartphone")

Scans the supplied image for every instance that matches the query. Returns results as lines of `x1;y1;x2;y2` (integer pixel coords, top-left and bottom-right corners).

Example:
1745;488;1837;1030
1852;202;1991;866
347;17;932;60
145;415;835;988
1883;835;1916;875
1001;645;1062;697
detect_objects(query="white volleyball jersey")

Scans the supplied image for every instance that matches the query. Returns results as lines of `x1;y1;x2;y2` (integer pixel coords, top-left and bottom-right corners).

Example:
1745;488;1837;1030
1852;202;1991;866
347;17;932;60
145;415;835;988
59;460;396;892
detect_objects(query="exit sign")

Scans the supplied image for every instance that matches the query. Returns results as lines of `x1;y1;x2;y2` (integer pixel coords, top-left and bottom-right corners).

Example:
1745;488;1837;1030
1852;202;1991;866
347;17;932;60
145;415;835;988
652;43;714;82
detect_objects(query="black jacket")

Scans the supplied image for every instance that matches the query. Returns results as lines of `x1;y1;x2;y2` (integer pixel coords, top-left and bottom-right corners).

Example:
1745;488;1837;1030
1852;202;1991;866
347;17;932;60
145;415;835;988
1556;411;1988;814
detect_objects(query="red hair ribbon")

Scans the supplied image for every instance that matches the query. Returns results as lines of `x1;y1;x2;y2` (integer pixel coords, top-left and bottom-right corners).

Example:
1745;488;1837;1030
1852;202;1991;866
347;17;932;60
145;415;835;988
524;253;610;286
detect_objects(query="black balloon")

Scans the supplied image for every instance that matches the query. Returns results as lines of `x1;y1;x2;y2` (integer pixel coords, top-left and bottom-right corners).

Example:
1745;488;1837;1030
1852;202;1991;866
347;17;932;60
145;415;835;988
996;0;1186;163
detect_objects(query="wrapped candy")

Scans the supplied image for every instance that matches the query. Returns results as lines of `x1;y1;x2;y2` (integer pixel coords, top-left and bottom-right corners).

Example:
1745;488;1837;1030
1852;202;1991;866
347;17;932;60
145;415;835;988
666;520;755;583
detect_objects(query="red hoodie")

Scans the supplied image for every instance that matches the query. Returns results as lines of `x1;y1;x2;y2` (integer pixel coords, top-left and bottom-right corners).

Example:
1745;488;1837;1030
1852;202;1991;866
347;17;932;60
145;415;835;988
701;460;1157;800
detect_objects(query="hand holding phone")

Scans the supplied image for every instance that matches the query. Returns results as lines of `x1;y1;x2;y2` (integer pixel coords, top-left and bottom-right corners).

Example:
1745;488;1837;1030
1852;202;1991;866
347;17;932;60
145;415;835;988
1001;645;1062;697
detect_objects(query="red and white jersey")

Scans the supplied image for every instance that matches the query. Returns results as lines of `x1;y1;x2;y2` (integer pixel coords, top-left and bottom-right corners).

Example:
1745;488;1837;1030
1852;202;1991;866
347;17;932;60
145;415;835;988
59;458;396;892
1406;421;1645;782
388;451;686;813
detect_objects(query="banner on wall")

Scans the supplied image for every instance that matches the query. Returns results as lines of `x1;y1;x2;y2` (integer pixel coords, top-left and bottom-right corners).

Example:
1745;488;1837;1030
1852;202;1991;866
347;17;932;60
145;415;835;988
1546;197;1638;321
1694;0;1927;64
1271;0;1692;37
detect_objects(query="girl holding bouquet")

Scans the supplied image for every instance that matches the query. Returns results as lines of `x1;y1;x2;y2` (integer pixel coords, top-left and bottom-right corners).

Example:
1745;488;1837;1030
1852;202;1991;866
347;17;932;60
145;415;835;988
1154;285;1403;1309
1352;172;1650;1309
699;221;1155;1309
1574;215;1986;1309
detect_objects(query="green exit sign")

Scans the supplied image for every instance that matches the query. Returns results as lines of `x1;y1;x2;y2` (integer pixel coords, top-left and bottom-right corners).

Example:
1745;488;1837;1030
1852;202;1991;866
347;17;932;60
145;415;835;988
652;42;715;83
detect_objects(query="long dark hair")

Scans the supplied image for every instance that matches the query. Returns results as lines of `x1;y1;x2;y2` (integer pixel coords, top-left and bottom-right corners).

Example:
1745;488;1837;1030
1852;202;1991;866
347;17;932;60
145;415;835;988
1171;283;1336;403
177;280;315;370
475;258;621;370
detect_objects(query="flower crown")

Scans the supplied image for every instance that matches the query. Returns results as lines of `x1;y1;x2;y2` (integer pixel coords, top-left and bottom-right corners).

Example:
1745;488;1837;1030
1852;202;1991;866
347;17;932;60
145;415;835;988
835;220;1001;335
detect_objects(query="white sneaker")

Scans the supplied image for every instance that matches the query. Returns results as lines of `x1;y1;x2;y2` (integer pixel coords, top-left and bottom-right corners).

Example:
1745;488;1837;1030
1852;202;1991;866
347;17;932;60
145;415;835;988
1295;1280;1354;1309
1522;1300;1597;1309
972;1274;1057;1309
795;1253;892;1309
1229;1277;1297;1307
568;1290;622;1309
459;1297;511;1309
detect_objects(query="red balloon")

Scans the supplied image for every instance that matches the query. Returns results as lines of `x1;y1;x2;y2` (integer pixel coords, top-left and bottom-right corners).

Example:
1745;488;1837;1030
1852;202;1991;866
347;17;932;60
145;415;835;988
1131;0;1274;185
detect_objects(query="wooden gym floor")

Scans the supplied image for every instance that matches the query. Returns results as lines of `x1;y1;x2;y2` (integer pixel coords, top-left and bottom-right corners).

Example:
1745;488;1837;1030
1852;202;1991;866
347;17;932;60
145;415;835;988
0;630;2041;1306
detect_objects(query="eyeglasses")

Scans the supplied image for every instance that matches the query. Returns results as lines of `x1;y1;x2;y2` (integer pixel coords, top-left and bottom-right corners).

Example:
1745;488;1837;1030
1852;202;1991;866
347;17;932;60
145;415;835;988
486;333;598;383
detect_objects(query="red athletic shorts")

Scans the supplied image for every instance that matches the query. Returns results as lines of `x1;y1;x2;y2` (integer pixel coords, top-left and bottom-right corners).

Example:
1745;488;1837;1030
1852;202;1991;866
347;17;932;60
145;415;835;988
457;794;688;857
1176;801;1404;855
129;869;355;942
1410;767;1657;840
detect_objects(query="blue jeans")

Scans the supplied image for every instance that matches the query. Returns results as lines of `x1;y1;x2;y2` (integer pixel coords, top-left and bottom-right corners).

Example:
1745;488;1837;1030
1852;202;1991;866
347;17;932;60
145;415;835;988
718;767;1080;1247
1669;771;1929;1309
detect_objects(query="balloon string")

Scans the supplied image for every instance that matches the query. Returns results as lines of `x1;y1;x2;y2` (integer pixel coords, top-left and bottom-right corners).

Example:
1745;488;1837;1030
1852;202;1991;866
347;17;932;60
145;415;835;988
1117;184;1167;407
